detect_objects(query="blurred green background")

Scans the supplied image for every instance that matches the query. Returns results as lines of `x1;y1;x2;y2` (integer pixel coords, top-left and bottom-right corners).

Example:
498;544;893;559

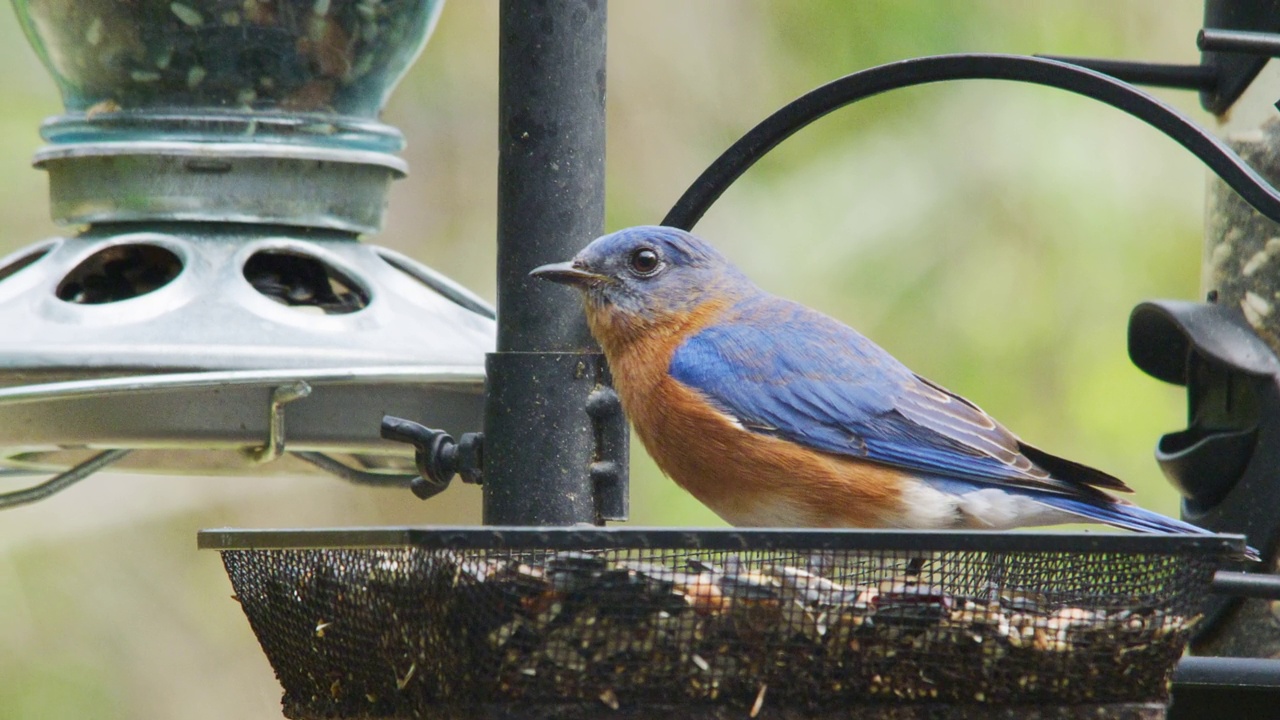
0;1;1225;717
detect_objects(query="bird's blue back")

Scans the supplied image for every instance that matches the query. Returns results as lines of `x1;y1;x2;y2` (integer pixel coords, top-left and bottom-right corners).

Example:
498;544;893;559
669;291;1108;497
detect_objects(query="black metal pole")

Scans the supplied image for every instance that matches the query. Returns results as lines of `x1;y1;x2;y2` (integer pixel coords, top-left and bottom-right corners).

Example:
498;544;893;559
485;0;624;525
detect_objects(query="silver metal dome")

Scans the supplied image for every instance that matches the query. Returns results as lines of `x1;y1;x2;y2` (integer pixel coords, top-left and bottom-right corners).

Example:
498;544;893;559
0;0;494;498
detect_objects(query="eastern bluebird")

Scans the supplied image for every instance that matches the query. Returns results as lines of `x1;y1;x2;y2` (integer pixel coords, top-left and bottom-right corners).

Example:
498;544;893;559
532;225;1243;549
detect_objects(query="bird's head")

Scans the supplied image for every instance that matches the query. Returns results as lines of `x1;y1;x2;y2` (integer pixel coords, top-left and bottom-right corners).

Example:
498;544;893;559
531;226;749;342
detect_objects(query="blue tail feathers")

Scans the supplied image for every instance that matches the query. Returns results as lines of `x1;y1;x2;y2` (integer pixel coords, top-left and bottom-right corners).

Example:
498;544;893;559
1043;495;1260;561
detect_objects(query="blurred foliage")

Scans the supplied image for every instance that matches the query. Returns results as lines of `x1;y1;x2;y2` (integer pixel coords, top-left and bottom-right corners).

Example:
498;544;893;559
0;1;1228;717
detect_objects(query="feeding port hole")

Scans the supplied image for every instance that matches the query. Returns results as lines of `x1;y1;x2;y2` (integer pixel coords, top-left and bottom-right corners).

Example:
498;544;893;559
56;243;183;304
243;249;370;315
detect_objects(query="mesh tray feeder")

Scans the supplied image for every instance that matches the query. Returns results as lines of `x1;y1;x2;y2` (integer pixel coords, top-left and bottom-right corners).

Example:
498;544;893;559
198;528;1247;719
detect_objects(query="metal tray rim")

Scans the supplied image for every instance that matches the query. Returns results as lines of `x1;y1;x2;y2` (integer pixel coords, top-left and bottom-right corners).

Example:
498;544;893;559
197;525;1249;556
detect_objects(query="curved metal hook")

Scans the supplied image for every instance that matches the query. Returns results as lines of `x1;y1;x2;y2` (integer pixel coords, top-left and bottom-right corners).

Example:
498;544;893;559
663;53;1280;230
0;449;132;510
290;451;418;488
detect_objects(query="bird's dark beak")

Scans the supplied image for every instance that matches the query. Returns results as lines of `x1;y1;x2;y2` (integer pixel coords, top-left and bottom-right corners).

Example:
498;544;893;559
529;261;604;287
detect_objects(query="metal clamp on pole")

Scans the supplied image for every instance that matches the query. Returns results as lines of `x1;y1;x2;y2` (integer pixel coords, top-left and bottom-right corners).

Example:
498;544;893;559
1040;2;1280;116
379;416;483;500
381;350;629;521
587;383;629;522
483;352;626;525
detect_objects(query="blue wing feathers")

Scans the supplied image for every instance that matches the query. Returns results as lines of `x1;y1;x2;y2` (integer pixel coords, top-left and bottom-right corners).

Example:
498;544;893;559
668;294;1128;496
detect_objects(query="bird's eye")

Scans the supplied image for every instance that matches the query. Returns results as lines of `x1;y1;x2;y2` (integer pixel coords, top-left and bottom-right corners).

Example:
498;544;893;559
628;248;661;277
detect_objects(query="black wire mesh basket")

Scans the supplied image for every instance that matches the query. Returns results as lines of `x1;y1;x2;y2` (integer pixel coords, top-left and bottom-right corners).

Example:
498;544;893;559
199;527;1247;719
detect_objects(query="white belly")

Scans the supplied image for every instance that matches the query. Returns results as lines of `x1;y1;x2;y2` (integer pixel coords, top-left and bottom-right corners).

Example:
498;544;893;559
896;479;1078;530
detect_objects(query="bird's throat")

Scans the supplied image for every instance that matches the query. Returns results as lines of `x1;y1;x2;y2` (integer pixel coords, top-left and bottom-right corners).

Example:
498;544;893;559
585;297;732;380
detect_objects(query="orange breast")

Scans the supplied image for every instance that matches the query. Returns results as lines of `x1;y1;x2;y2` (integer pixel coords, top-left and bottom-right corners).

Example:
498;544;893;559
593;300;909;528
